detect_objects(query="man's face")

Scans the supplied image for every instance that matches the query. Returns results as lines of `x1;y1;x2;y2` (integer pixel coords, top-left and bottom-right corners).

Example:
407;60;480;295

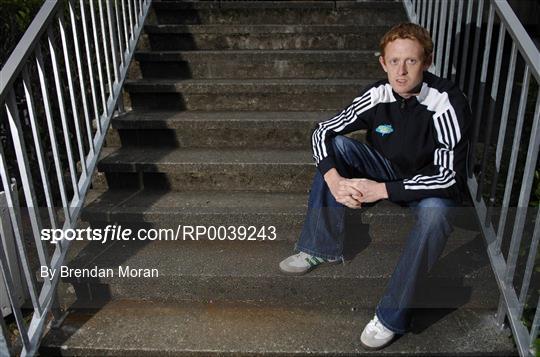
379;38;432;98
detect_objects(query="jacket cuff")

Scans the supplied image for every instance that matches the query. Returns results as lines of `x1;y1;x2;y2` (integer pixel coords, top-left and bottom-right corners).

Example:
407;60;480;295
317;157;336;176
385;180;406;203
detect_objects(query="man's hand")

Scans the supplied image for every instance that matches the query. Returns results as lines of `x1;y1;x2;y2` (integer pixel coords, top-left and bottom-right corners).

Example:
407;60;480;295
344;178;388;203
323;169;363;209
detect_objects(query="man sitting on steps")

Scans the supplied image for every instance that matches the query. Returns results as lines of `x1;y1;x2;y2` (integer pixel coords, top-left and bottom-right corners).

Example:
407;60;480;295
278;23;471;350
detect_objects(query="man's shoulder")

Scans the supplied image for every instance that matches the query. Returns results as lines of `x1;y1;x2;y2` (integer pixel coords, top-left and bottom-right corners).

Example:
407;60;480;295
423;71;470;109
358;78;392;101
423;71;465;97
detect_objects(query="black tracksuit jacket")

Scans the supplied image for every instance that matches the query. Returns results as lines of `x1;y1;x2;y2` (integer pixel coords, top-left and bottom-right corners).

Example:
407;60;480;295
312;71;472;203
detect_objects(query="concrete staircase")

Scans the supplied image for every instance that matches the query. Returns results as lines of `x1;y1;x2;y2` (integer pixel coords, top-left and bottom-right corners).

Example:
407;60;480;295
41;1;517;355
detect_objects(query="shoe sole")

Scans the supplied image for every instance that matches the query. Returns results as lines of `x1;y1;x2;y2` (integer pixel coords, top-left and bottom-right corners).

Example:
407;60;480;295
359;336;396;351
278;259;342;276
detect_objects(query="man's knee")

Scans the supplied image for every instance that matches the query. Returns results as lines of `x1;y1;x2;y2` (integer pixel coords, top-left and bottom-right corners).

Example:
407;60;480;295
331;135;366;157
331;135;350;155
416;197;452;209
415;197;454;234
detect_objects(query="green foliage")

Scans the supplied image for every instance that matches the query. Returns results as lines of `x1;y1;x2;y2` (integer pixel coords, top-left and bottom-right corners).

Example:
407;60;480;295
532;170;540;207
0;0;45;67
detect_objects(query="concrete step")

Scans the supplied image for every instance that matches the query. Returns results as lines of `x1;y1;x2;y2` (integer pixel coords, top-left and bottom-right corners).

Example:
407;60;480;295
144;24;388;50
152;1;407;26
107;111;367;148
81;189;483;244
134;50;384;79
124;78;371;111
94;147;314;192
56;237;497;308
40;300;516;356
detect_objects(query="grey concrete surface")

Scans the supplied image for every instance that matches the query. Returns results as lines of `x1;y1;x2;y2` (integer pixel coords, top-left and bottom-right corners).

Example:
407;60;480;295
144;25;389;51
124;78;372;111
57;236;497;308
108;110;331;148
134;50;384;79
40;300;516;356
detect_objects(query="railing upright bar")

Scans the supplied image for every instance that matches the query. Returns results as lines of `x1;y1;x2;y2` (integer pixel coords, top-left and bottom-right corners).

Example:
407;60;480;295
443;0;455;79
35;46;71;226
5;90;51;268
58;16;89;180
127;0;134;41
420;0;427;27
98;0;114;98
435;0;448;76
466;0;484;100
106;0;121;87
47;28;80;202
495;66;530;252
113;0;125;68
451;0;464;83
469;4;494;186
80;0;103;136
431;0;440;69
89;0;108;118
133;0;139;29
478;23;506;214
0;144;41;315
458;0;474;90
120;0;130;59
22;66;59;230
518;208;540;318
426;0;433;34
69;1;95;157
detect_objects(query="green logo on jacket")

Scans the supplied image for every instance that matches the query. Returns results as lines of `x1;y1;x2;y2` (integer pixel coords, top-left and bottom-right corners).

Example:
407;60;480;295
375;124;394;136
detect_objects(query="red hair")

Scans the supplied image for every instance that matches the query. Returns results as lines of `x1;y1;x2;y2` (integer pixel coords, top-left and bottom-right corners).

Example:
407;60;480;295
379;23;433;62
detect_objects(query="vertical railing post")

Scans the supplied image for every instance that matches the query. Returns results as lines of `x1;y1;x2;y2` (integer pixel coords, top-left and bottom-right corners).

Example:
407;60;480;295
477;23;505;209
469;4;494;184
466;0;484;100
458;0;474;90
451;0;464;83
443;0;455;79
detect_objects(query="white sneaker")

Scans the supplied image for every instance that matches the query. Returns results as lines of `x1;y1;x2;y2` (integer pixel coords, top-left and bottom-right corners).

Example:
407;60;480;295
360;314;396;350
278;251;339;275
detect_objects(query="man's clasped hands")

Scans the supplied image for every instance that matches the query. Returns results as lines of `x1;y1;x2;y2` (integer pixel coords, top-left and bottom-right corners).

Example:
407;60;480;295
324;168;389;209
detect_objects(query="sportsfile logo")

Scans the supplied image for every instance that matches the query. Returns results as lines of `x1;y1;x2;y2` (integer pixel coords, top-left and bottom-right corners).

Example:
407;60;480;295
41;225;277;244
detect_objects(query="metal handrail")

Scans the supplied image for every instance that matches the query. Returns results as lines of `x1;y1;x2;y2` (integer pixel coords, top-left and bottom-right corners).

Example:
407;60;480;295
0;0;152;355
403;1;540;356
0;1;61;105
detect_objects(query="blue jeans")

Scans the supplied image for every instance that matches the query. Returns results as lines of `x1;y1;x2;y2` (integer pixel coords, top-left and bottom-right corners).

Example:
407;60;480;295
295;135;455;334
